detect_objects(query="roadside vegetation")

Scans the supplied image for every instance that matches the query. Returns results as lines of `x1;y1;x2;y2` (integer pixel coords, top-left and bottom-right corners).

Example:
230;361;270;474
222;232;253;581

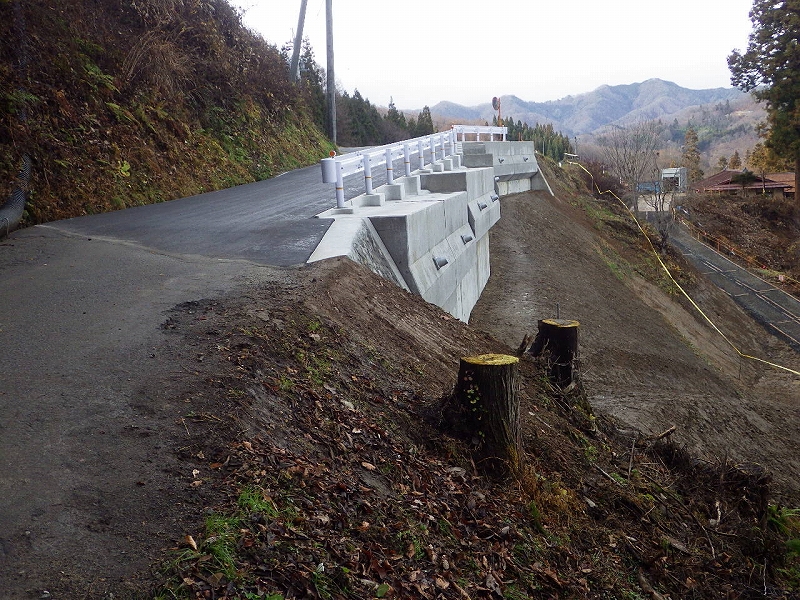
0;0;334;225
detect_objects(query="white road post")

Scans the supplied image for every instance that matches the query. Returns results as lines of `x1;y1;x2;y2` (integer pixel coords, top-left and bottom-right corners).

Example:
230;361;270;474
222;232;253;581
385;148;394;184
363;154;373;195
335;165;345;208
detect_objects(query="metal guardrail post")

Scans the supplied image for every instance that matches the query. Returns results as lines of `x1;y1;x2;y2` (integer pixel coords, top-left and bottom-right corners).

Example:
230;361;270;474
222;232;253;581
418;139;425;171
335;166;345;208
363;154;373;195
385;148;394;184
403;144;411;177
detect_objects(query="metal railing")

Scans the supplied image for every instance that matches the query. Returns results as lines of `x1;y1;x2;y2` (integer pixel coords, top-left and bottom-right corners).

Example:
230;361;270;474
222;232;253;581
451;125;507;142
320;125;507;208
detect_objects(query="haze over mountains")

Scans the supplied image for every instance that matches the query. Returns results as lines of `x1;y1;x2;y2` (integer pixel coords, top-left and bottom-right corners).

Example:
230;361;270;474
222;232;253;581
428;78;759;137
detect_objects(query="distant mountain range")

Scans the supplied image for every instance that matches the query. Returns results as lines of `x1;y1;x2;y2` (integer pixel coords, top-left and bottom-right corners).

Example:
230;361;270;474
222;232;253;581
427;79;753;137
423;79;765;168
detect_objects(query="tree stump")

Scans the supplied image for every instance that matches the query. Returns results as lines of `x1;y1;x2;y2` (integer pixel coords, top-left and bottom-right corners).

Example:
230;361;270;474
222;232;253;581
529;319;580;387
454;353;522;474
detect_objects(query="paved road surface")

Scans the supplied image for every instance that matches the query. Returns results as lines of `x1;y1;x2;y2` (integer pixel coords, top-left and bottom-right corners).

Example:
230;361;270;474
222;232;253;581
0;156;412;596
45;163;334;266
672;226;800;351
43;151;432;265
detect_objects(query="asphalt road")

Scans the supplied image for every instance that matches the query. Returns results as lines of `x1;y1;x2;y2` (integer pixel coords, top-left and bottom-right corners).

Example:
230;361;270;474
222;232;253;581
42;151;430;265
0;156;415;595
45;163;337;266
672;226;800;351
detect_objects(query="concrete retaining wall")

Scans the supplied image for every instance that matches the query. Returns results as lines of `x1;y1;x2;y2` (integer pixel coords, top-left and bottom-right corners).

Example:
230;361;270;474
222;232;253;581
462;141;553;196
309;142;550;322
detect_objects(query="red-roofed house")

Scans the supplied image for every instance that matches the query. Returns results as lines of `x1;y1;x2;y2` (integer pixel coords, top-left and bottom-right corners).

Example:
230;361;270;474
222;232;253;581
691;169;793;197
765;172;796;197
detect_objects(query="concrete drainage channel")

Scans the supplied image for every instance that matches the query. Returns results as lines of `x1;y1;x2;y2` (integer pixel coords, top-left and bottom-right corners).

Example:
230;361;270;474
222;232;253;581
309;141;552;322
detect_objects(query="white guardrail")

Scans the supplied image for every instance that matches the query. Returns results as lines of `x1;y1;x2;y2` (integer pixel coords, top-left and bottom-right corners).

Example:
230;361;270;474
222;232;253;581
321;125;507;208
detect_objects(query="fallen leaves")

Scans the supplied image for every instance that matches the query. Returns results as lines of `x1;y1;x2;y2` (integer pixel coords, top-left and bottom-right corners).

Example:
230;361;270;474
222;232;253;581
158;297;787;600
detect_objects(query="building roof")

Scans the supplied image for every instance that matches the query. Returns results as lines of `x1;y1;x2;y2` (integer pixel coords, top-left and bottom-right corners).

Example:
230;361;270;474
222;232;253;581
766;172;796;193
691;170;741;190
691;169;793;193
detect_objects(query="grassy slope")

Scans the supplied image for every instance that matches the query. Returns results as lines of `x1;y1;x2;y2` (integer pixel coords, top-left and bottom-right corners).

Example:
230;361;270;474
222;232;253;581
0;0;334;225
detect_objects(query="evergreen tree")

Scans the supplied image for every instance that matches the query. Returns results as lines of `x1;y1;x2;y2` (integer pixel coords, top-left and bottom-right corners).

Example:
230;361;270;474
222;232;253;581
728;0;800;206
385;97;407;130
717;156;729;170
728;150;742;169
681;127;703;183
407;117;417;137
492;118;573;161
416;106;435;136
382;97;408;143
298;38;326;133
730;169;758;196
279;37;326;133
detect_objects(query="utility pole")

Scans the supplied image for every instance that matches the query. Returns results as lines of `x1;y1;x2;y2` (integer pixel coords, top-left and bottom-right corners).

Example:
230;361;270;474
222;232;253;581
289;0;308;83
326;0;337;144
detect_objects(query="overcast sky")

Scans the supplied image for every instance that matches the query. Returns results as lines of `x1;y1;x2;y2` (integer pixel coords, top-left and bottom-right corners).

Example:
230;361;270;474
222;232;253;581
229;0;756;110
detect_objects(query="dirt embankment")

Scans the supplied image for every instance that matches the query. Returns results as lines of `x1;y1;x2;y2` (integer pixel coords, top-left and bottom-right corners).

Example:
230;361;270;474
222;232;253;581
472;162;800;499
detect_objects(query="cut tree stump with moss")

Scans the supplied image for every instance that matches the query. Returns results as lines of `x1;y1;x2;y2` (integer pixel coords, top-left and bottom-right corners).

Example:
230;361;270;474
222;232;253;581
454;353;522;475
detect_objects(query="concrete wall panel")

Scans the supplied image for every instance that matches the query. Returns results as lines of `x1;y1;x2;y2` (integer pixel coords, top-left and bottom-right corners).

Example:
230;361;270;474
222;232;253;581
310;140;550;322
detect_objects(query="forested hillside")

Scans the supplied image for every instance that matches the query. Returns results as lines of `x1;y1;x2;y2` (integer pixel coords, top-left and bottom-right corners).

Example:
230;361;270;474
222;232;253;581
0;0;334;225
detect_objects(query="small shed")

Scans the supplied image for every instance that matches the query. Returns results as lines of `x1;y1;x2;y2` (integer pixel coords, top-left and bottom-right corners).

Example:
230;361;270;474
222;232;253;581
661;167;687;192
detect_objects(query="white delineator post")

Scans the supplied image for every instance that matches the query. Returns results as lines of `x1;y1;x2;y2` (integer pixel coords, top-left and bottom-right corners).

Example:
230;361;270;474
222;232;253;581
385;148;394;184
363;154;373;194
320;156;345;208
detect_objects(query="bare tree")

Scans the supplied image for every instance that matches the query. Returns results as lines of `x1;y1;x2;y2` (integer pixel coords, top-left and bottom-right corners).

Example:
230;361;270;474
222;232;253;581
642;154;676;252
597;120;663;216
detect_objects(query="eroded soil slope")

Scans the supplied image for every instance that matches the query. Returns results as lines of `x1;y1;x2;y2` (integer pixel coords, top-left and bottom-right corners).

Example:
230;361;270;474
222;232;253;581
472;170;800;500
